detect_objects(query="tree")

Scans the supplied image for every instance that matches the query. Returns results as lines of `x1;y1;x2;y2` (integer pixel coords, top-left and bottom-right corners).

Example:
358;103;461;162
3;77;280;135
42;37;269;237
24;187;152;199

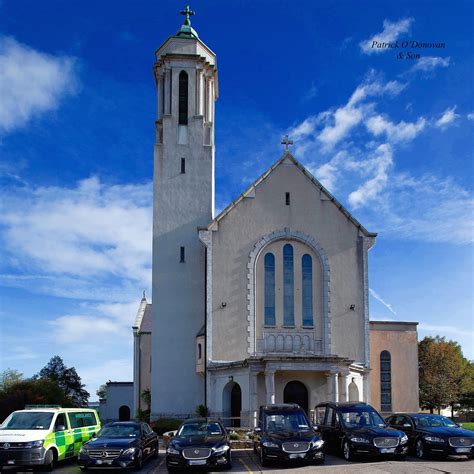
96;384;107;400
419;336;466;414
0;378;70;422
0;369;23;390
36;356;89;407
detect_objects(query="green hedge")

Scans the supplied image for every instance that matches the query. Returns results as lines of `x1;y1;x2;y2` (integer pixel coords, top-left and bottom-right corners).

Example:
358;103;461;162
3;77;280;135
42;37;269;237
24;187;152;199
151;418;182;435
463;422;474;431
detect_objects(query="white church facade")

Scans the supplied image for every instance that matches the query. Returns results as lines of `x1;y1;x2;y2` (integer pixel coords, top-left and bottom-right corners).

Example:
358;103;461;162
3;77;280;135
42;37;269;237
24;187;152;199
132;8;419;425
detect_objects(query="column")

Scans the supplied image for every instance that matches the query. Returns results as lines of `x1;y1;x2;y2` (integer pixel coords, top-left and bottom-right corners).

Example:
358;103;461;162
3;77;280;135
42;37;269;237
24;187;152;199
362;372;370;403
249;370;258;428
326;371;339;402
265;370;275;405
339;370;351;402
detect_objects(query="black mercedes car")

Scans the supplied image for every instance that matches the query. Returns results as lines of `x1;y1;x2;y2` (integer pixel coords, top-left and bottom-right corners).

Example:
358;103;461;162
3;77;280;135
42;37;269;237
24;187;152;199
166;418;231;471
386;413;474;459
77;421;158;471
315;402;408;461
253;404;324;466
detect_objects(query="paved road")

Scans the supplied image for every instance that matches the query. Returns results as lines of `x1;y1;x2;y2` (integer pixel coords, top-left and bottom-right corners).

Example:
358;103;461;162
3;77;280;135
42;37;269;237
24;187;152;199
2;450;473;473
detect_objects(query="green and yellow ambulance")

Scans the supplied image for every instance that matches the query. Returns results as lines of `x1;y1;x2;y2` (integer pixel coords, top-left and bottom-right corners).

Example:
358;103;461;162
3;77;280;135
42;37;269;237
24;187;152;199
0;406;100;471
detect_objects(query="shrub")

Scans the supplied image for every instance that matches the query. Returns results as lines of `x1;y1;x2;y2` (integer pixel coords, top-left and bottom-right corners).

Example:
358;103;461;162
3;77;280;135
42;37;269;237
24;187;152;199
136;408;150;422
151;418;182;435
195;404;210;417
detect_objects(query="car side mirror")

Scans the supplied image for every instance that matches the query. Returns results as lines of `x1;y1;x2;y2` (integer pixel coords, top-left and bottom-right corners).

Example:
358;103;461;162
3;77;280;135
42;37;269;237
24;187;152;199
457;423;463;428
91;433;97;438
55;425;66;432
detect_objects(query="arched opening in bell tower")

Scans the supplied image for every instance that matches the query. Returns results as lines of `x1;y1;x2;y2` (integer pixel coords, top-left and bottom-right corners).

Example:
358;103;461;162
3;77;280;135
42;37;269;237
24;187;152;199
178;71;188;125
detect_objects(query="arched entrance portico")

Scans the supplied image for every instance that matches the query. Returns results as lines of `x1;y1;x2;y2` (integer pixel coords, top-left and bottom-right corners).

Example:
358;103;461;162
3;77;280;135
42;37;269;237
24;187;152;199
283;381;308;413
223;381;242;427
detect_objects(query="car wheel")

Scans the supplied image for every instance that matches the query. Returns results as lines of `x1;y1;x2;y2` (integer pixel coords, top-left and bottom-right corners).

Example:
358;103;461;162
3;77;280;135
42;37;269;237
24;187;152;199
260;447;269;467
41;449;55;472
133;449;143;471
343;440;354;462
415;439;426;459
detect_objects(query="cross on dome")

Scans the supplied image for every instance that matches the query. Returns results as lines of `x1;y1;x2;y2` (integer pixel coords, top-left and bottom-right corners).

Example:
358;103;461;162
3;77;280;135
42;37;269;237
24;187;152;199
180;5;195;26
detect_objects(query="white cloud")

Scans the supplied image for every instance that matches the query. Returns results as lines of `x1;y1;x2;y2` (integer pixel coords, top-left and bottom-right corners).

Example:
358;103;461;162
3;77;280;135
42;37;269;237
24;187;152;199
360;18;414;54
467;112;474;121
0;37;78;133
348;143;393;208
435;106;459;128
408;56;450;74
369;288;397;315
0;177;152;298
366;115;426;143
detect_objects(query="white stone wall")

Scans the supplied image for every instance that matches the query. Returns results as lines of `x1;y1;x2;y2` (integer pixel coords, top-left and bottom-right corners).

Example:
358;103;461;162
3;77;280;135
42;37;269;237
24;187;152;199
210;159;369;364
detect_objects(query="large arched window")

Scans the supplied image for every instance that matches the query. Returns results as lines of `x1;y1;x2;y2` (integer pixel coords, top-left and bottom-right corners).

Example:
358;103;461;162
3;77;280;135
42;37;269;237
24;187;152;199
380;350;392;411
178;71;188;125
283;244;294;326
264;253;275;326
302;254;313;326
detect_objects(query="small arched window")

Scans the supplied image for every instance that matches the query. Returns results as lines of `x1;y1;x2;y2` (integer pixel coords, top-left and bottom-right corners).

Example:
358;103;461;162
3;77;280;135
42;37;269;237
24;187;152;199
380;350;392;412
302;254;313;326
264;253;276;326
283;244;294;326
178;71;188;125
198;343;202;360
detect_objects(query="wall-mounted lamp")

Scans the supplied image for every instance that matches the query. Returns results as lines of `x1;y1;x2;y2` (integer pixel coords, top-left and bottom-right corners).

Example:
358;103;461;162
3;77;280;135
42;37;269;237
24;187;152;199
221;302;227;308
228;376;233;382
349;304;356;311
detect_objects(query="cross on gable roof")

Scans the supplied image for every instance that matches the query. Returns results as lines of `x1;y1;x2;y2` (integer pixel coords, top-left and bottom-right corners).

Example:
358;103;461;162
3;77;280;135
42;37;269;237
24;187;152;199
204;151;377;238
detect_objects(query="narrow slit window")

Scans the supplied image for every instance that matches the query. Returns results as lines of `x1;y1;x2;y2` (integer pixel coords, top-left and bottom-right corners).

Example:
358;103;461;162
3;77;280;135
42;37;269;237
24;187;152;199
285;192;290;205
180;246;185;262
283;244;294;326
380;350;392;412
302;254;313;326
181;158;186;174
264;253;276;326
178;71;188;125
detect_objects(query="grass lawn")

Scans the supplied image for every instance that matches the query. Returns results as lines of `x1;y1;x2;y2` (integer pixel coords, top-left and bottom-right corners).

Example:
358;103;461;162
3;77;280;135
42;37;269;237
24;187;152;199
462;422;474;431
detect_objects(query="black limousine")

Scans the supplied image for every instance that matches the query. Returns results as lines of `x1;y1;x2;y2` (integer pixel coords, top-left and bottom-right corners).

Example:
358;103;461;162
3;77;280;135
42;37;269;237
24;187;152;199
386;413;474;459
166;418;231;471
315;402;408;461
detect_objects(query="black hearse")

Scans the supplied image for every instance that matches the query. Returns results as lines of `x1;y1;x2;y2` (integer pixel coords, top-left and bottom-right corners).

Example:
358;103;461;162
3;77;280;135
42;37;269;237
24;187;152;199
386;413;474;459
315;402;408;461
166;418;231;471
253;404;324;466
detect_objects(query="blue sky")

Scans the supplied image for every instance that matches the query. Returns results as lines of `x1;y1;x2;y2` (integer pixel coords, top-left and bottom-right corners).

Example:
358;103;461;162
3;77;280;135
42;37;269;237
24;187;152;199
0;0;472;399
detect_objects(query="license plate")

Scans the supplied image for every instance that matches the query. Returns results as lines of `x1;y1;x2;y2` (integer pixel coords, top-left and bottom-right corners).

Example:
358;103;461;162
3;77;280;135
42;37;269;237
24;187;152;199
7;460;15;465
456;447;471;453
380;448;396;453
189;459;207;465
289;453;305;459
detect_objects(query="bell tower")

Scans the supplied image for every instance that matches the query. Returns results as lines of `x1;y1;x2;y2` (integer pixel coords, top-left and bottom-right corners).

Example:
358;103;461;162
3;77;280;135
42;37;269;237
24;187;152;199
151;6;218;417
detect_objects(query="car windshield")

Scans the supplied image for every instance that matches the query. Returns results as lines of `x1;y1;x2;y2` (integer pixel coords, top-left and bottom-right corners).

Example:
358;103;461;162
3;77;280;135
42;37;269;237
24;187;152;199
98;425;141;438
414;415;458;428
264;412;311;432
1;412;54;430
177;422;223;437
339;408;386;428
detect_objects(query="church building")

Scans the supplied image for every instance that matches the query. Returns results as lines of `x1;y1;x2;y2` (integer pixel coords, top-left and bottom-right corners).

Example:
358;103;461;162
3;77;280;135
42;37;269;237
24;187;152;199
132;7;419;425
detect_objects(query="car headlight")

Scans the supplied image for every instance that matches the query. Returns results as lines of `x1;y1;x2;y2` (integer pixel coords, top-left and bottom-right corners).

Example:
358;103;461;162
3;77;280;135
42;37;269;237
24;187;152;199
350;437;370;444
400;435;408;444
25;440;44;449
311;439;324;449
424;436;445;443
166;446;180;455
123;447;137;455
262;441;279;448
213;445;230;455
79;445;89;454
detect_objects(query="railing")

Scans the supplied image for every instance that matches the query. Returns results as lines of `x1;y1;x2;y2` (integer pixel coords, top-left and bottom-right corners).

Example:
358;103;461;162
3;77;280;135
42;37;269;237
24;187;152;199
256;329;322;355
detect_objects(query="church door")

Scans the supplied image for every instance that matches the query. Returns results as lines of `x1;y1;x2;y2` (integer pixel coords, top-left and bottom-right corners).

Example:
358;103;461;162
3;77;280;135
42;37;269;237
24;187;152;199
283;381;309;413
118;405;131;421
231;383;242;427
